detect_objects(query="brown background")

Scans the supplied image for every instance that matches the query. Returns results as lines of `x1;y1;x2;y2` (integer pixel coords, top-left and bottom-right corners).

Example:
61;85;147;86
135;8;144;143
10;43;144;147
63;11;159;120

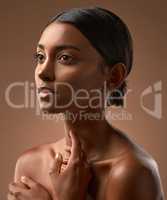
1;0;167;199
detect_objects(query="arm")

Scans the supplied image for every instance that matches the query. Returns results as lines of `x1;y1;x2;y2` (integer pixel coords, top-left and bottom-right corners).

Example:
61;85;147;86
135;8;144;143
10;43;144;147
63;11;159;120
8;130;92;200
14;152;31;182
8;151;52;200
106;163;163;200
49;130;92;200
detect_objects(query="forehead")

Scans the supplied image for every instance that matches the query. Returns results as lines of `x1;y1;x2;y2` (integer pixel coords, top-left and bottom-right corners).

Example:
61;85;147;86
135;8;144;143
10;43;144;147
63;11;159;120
38;22;93;51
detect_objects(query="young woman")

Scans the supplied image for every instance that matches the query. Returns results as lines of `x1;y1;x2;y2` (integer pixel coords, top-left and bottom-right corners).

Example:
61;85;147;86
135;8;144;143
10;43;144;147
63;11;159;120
8;6;164;200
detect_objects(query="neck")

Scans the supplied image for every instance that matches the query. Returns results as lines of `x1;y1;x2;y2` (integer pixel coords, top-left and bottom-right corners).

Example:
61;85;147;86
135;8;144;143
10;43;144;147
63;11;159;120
63;109;115;162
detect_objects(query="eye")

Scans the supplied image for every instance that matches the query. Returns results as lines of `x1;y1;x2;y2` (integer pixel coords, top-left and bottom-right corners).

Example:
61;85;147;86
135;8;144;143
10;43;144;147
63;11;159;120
57;54;76;65
34;52;45;64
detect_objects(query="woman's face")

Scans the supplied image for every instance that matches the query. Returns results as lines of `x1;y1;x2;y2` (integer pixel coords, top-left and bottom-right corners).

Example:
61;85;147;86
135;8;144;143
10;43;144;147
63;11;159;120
35;22;108;114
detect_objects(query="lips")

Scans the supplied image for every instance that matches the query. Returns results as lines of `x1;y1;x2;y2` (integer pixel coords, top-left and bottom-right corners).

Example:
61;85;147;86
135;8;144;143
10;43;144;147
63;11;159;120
38;87;55;94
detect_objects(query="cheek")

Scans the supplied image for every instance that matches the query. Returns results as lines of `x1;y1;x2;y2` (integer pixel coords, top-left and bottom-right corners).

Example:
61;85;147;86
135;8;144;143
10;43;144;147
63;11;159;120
76;69;104;91
55;64;103;92
54;66;101;107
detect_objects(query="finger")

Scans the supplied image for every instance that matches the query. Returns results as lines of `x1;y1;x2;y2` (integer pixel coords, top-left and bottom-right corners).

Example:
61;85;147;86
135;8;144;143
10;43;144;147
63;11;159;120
9;182;25;194
20;176;37;189
49;153;63;175
7;192;17;200
8;190;21;199
68;130;82;165
14;181;28;189
49;152;63;187
80;150;88;163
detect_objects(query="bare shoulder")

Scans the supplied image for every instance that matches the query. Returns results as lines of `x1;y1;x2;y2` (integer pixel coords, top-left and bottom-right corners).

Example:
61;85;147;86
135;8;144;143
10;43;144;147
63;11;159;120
14;138;66;182
107;145;164;200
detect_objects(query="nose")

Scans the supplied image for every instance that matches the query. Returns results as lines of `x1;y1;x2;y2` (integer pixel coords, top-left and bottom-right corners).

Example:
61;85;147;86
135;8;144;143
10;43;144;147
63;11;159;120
38;61;55;82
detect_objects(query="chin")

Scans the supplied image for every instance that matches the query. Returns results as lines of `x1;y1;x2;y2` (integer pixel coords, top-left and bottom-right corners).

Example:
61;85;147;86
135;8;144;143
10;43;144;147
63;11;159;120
39;102;67;114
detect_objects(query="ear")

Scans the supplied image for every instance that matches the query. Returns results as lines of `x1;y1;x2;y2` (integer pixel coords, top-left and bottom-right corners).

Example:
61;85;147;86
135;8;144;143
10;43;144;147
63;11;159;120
106;63;127;90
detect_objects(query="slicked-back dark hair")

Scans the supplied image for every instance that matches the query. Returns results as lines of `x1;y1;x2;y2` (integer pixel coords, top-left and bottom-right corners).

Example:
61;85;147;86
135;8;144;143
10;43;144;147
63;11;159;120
44;6;133;107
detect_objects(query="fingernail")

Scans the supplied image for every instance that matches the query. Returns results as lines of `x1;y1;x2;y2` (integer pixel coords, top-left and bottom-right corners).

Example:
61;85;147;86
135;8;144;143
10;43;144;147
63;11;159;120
55;153;62;160
21;176;27;183
55;153;59;159
69;130;74;136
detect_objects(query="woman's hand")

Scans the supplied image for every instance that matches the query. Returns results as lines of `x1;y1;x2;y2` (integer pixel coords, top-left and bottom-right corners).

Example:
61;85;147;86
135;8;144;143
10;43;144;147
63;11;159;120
7;176;52;200
49;130;92;200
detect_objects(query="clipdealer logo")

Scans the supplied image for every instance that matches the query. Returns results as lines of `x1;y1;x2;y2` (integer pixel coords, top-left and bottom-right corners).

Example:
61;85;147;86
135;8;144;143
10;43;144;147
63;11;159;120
5;81;41;115
4;80;163;120
140;81;162;119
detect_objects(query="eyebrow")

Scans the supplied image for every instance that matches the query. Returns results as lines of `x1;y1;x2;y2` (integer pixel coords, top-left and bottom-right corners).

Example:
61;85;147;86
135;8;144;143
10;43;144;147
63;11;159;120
37;44;81;53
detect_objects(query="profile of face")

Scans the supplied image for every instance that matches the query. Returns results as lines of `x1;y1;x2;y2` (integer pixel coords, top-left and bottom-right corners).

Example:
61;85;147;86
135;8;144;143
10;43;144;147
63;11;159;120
35;22;124;114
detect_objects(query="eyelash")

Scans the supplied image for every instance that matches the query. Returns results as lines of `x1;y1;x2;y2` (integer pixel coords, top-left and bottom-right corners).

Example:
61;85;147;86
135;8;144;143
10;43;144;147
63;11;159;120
33;52;45;64
33;52;77;65
57;54;76;65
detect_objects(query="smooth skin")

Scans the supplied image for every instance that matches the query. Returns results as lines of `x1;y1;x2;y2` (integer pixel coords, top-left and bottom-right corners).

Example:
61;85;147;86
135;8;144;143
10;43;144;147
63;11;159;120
8;22;164;200
8;131;91;200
